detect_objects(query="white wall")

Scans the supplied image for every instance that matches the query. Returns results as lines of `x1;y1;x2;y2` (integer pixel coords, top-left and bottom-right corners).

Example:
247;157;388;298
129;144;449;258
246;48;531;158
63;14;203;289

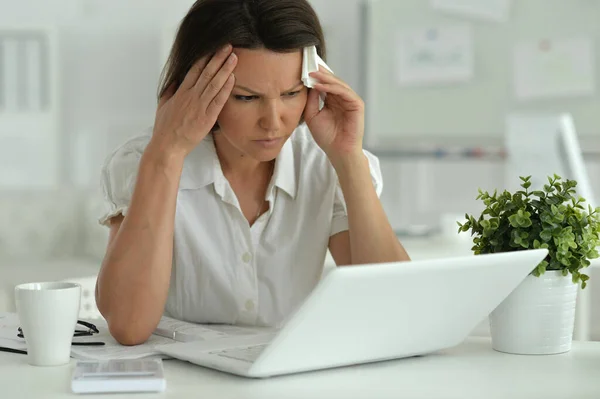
0;0;196;186
309;0;364;93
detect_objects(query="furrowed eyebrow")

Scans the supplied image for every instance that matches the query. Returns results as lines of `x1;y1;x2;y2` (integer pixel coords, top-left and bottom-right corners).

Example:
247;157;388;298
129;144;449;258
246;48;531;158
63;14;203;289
234;81;303;96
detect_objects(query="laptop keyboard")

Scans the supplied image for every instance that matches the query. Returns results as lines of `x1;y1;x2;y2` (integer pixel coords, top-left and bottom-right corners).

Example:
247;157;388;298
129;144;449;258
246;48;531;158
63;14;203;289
210;344;269;363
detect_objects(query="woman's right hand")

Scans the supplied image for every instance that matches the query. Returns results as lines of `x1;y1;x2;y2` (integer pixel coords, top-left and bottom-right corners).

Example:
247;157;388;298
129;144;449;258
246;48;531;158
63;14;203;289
149;44;237;159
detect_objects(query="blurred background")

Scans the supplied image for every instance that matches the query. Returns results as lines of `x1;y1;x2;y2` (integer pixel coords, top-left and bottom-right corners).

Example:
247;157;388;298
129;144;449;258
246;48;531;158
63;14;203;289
0;0;599;337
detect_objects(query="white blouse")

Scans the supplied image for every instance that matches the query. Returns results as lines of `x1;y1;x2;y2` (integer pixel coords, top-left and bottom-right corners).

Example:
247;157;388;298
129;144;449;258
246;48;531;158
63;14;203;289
99;124;383;327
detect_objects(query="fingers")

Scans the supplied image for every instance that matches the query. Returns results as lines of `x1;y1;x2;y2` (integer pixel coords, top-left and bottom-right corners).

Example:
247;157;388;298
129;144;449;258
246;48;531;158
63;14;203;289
179;55;211;91
309;69;351;91
158;82;177;108
205;74;236;120
303;87;321;123
312;82;362;106
179;44;232;92
198;52;237;108
194;45;236;95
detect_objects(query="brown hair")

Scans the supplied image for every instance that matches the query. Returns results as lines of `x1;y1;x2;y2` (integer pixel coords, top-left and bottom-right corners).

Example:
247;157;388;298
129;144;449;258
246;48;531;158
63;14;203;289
158;0;326;100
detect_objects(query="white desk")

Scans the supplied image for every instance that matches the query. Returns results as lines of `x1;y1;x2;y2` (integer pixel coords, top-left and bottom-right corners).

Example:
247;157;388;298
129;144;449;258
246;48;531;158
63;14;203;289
2;337;599;398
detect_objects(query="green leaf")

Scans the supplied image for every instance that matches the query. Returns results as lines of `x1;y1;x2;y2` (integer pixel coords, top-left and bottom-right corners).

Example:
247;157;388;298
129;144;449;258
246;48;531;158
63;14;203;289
520;216;532;228
489;218;500;229
540;229;553;241
536;263;546;275
468;174;599;288
508;214;520;228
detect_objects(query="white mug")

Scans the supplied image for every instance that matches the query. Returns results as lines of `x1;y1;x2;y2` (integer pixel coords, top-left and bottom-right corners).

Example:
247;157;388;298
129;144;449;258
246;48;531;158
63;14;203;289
15;282;81;366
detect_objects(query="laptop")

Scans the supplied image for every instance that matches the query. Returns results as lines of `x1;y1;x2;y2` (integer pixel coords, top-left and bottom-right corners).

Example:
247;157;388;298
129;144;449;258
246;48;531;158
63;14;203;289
156;249;548;378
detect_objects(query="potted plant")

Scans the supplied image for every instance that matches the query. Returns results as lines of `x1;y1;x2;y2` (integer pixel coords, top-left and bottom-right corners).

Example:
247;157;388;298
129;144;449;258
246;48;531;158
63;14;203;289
458;175;600;355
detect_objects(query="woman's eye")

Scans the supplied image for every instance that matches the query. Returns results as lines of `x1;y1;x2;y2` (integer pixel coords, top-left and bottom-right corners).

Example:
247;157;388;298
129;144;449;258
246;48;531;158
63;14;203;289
234;95;257;102
284;91;300;97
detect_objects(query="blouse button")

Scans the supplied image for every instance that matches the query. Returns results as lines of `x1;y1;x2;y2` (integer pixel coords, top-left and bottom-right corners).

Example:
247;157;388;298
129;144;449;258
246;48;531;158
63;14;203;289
242;252;252;263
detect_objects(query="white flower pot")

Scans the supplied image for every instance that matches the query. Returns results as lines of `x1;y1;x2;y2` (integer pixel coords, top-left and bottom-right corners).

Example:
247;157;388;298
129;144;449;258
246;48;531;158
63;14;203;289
489;270;578;355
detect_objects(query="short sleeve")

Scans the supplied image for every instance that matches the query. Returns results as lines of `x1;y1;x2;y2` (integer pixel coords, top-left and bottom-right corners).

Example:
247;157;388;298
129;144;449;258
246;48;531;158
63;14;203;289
330;150;383;236
98;135;151;227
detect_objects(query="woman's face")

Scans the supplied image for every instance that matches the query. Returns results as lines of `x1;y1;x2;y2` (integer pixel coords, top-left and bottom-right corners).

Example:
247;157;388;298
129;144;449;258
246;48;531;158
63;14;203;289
216;48;308;162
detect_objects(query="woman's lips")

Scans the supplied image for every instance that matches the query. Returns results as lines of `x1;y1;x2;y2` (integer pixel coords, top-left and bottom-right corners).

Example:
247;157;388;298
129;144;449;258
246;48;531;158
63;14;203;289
254;138;283;148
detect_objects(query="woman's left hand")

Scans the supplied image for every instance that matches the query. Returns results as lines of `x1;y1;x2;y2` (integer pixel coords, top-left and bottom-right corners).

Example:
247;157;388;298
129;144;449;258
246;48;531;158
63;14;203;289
303;68;365;164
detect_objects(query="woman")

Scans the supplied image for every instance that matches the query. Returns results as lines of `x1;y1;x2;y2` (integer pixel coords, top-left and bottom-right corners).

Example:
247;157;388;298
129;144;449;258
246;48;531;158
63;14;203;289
96;0;410;345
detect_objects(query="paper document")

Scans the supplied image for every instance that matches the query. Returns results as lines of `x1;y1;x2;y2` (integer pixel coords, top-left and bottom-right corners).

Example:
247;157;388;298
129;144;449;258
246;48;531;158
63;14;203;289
1;312;274;361
431;0;511;22
70;330;175;361
0;313;173;360
513;37;595;100
0;313;27;351
154;315;273;342
395;25;474;86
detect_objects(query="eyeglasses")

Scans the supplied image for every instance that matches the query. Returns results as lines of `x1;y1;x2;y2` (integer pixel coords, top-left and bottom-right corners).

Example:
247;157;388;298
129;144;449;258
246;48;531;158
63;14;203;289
17;320;100;339
12;320;105;348
0;320;104;355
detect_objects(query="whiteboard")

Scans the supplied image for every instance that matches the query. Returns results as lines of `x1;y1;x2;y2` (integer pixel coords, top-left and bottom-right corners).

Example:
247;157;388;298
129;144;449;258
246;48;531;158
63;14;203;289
361;0;600;147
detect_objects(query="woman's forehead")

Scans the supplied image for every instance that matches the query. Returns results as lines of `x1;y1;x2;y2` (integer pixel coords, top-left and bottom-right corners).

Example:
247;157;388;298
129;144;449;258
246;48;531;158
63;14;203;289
232;48;303;91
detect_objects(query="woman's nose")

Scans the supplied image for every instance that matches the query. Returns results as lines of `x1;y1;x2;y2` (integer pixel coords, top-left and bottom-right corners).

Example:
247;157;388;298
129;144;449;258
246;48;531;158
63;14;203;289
259;101;282;132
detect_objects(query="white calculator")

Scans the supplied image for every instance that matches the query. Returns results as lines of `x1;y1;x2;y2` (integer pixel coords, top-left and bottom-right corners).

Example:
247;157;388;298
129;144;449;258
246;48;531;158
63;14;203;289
71;358;166;394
